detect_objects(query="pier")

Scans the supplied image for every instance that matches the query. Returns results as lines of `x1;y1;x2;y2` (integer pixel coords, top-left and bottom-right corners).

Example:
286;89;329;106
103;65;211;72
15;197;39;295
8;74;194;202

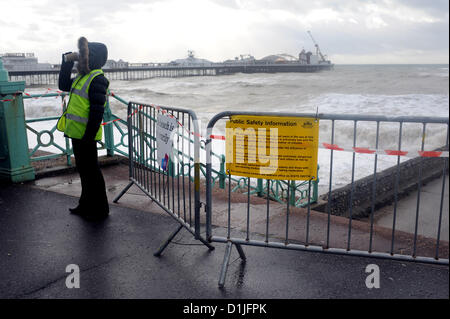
7;62;333;86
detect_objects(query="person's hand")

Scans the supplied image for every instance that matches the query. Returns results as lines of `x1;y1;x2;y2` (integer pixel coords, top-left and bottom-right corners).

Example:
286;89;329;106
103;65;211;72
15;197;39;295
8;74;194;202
61;52;75;67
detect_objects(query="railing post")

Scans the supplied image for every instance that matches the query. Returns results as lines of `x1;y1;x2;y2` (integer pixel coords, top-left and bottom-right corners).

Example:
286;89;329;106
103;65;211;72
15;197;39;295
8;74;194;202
103;94;115;156
312;165;320;203
257;178;264;197
168;159;175;178
61;96;72;166
289;180;296;206
0;59;35;182
219;154;226;189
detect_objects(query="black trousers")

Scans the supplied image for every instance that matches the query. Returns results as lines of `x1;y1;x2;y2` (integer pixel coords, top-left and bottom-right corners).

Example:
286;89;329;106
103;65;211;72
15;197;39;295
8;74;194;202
72;138;109;215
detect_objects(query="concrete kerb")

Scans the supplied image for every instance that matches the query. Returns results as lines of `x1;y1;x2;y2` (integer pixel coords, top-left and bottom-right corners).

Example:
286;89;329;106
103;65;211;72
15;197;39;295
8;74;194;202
32;154;128;180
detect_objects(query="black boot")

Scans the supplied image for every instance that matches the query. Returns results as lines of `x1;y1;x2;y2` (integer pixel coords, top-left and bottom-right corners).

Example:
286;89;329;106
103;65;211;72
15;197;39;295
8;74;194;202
69;205;86;216
83;211;109;221
82;204;109;221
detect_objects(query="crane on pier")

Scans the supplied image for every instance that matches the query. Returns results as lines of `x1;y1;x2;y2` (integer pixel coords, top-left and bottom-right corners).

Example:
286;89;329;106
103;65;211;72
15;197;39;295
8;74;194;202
307;31;328;63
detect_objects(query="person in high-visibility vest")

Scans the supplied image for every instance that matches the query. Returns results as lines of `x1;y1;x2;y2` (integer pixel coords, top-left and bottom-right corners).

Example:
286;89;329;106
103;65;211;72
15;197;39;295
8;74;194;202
57;37;109;221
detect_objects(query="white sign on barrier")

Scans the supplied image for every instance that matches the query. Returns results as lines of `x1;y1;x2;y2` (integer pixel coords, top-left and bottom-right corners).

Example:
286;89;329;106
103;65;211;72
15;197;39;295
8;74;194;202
156;112;177;171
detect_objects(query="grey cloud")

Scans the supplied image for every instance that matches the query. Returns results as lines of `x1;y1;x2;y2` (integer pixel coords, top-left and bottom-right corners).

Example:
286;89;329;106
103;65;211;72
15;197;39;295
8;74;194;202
396;0;449;17
211;0;368;14
209;0;241;9
29;0;163;27
210;0;449;21
305;19;449;56
19;30;50;43
240;5;448;58
27;23;40;31
241;0;449;58
7;0;448;64
31;0;156;12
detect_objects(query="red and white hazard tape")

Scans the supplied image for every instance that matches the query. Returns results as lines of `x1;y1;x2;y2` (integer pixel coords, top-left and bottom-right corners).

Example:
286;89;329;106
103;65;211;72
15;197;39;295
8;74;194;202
0;92;21;102
6;93;449;158
100;118;122;126
320;143;448;158
0;88;119;127
0;88;66;102
206;135;448;158
210;134;226;140
151;104;204;138
102;103;143;126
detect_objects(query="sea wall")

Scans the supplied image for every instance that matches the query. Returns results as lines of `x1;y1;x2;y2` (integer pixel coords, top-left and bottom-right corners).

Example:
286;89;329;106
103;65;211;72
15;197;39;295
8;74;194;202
313;147;449;219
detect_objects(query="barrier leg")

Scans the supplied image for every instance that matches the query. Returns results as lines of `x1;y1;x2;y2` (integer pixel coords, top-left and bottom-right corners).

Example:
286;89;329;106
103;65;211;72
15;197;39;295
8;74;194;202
218;241;233;288
113;180;134;203
197;236;215;251
235;243;246;261
154;224;183;257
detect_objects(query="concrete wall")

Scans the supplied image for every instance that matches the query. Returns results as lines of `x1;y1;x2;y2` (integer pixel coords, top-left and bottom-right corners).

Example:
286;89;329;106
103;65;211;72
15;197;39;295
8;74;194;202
313;147;449;219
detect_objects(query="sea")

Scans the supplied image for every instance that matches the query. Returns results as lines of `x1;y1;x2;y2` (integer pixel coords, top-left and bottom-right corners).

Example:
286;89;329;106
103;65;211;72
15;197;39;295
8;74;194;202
24;64;449;194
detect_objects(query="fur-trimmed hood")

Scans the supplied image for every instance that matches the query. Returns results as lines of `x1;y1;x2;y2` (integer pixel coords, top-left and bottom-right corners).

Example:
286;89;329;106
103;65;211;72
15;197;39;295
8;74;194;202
77;36;108;75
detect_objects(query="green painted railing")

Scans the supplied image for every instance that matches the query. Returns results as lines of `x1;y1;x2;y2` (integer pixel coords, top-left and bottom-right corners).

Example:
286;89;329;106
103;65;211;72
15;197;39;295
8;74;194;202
24;92;318;207
24;92;72;165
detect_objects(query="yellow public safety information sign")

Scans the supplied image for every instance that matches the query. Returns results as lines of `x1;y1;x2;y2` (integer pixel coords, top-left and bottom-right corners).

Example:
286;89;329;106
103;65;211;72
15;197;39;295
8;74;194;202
225;115;319;180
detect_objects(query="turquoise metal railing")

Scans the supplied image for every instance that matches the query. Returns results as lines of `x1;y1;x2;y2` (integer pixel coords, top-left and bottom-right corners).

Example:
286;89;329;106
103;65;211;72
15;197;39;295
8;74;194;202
23;91;318;207
24;92;72;165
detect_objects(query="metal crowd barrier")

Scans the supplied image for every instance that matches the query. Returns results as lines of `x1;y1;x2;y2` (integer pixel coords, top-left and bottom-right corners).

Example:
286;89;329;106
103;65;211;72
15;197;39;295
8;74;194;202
114;101;214;256
205;111;449;287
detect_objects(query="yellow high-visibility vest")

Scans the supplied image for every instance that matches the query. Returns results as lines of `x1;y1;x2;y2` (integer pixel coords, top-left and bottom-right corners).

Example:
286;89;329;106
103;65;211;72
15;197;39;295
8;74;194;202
57;69;107;140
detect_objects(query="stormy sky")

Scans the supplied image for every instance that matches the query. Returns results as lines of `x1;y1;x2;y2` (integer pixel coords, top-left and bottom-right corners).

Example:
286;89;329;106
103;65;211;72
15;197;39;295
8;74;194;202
1;0;448;64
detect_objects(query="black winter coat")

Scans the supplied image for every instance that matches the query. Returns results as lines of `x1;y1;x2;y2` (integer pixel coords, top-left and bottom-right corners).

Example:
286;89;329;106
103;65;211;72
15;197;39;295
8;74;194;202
58;55;109;141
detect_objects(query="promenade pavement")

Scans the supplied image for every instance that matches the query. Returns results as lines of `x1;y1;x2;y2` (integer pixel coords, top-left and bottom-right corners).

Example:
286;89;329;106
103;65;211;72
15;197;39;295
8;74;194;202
0;164;448;299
